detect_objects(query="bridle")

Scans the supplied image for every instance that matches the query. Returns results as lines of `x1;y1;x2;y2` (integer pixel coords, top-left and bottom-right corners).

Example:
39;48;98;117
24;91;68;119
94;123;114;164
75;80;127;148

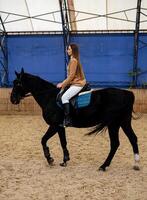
13;78;59;100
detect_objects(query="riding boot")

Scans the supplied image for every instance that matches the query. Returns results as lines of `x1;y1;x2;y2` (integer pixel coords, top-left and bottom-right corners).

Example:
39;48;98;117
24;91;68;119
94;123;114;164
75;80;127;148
63;103;72;127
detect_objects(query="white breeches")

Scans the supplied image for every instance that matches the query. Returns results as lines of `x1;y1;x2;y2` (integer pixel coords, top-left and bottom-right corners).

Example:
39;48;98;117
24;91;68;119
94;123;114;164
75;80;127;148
61;85;83;104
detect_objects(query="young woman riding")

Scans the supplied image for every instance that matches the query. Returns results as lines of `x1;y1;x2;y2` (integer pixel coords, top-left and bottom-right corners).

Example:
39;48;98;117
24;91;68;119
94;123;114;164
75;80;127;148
57;43;86;127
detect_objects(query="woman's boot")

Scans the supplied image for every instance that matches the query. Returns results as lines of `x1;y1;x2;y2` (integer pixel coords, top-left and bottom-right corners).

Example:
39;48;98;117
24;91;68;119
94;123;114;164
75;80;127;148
63;103;72;127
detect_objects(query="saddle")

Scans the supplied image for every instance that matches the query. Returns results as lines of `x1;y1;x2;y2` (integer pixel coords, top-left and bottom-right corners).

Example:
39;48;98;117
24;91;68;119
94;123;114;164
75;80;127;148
56;83;92;109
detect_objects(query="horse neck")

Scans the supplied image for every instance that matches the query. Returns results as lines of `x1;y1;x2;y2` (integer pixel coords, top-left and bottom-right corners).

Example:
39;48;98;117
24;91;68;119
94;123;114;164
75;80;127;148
24;74;58;108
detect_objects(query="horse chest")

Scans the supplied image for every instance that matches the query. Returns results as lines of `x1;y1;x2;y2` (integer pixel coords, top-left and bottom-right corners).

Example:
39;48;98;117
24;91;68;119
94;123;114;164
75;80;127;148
42;107;62;125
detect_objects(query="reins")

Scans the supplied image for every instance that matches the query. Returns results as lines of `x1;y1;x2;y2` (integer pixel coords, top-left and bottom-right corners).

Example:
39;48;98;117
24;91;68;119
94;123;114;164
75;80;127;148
23;87;59;99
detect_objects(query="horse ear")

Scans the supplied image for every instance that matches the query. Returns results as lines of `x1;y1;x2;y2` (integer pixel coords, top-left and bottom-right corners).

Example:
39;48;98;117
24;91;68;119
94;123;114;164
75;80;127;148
15;71;19;77
21;68;24;74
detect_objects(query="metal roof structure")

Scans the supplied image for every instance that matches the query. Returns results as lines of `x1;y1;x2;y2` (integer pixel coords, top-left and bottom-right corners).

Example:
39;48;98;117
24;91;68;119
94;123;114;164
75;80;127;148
0;0;147;33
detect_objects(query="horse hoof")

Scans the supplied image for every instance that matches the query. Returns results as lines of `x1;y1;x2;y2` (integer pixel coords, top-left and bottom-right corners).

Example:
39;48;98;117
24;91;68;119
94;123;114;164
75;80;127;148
47;157;54;166
60;162;67;167
64;157;70;163
99;166;106;171
133;165;140;171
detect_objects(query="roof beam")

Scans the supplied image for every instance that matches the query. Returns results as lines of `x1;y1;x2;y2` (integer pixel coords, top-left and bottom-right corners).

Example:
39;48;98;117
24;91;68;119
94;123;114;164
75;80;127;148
67;0;77;31
24;0;34;31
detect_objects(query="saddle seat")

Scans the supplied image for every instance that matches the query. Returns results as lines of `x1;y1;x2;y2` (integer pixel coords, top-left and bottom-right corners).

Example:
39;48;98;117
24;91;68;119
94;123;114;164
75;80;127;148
57;83;94;109
70;89;93;109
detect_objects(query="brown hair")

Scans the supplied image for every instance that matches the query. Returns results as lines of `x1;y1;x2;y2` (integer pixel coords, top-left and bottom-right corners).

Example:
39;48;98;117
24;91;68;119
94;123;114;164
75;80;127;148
70;43;80;60
69;43;85;79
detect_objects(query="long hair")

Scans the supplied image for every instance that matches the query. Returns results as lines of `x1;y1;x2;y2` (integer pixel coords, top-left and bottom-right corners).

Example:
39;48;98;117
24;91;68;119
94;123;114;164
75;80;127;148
69;43;85;79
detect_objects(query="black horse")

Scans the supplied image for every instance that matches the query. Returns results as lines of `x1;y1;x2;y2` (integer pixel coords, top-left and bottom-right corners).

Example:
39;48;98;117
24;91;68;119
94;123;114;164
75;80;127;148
10;68;140;171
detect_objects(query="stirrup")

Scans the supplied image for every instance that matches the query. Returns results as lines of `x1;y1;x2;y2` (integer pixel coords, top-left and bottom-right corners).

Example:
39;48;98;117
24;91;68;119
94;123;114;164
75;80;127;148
63;118;72;127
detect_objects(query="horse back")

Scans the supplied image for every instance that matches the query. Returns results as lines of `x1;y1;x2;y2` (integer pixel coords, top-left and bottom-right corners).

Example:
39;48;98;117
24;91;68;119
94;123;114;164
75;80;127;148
70;88;134;128
92;88;135;113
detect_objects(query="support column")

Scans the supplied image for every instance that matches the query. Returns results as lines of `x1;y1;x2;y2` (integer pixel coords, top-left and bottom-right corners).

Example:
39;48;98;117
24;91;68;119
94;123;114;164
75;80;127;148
59;0;70;77
132;0;142;88
0;16;8;87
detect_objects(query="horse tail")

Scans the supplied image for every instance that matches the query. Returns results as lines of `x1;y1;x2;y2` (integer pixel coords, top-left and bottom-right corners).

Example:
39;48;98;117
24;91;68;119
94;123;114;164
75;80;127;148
128;90;142;120
87;122;107;135
132;109;143;120
130;92;142;120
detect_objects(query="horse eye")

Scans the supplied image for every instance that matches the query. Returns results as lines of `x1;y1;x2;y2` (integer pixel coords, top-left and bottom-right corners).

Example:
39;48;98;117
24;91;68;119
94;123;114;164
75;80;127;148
14;80;22;87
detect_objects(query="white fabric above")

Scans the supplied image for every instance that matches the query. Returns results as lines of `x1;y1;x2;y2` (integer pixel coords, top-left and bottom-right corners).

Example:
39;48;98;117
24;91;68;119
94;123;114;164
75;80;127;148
0;0;147;32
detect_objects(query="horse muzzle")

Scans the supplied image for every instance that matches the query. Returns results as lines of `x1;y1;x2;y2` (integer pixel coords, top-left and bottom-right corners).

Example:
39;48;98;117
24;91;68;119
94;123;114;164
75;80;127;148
10;93;21;104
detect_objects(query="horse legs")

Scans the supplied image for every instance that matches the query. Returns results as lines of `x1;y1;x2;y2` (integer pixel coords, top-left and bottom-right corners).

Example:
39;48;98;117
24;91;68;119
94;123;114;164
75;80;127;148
41;126;57;166
99;123;120;171
121;117;140;170
58;126;70;167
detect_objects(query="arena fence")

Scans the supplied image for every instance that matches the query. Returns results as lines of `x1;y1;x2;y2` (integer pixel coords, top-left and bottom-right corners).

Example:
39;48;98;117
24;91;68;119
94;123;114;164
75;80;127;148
0;88;147;115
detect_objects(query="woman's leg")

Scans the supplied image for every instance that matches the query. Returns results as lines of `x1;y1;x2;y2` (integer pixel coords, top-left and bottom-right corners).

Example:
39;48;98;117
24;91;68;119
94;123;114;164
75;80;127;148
61;85;83;127
61;85;83;104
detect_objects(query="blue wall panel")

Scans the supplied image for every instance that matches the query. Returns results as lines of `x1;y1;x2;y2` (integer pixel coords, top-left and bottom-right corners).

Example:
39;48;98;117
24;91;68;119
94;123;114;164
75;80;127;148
8;35;65;85
6;33;147;88
71;34;134;87
138;34;147;87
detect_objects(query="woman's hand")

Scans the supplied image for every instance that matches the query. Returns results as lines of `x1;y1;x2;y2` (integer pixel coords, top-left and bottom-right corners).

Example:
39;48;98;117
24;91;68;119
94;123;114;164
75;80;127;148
57;82;63;88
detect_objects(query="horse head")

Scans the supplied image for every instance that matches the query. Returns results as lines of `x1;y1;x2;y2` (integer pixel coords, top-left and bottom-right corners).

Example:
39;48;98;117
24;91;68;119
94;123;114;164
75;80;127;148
10;68;29;104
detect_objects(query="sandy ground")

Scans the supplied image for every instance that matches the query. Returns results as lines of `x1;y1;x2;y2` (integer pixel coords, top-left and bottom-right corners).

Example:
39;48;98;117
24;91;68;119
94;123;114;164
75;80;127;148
0;114;147;200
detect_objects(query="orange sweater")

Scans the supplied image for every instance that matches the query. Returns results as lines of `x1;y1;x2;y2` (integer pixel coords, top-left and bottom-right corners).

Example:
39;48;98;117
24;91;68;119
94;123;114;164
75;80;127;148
62;58;86;89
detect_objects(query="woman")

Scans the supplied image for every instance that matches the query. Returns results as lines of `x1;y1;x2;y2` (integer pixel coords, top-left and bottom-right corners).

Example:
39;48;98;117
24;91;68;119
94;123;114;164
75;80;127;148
57;43;86;127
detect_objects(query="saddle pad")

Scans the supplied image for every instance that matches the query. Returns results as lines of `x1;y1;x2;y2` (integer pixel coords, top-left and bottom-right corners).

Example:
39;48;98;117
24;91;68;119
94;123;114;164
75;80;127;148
76;91;92;108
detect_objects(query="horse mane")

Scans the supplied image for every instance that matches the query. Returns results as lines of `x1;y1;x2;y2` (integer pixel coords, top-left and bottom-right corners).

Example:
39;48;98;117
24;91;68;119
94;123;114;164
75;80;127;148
23;72;58;91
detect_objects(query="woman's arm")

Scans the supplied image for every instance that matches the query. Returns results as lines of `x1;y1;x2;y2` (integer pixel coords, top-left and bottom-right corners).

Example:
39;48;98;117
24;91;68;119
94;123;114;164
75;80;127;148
61;58;77;89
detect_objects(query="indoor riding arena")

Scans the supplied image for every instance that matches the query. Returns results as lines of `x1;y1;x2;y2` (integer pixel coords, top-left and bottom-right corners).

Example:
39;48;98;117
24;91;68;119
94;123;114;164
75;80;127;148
0;0;147;200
